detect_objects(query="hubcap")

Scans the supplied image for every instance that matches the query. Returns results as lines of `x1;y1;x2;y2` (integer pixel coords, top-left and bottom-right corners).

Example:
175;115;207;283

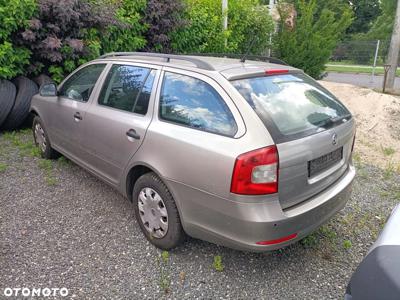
138;188;168;238
34;123;47;153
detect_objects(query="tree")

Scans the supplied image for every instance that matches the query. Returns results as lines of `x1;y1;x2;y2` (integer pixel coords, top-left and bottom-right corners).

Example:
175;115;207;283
274;0;353;78
366;0;396;40
347;0;381;34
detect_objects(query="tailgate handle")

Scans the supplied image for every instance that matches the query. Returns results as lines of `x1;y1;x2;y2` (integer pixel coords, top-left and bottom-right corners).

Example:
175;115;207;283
126;129;140;140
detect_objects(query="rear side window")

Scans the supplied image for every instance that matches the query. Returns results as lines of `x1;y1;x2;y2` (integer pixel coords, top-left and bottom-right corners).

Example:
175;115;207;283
60;64;106;102
232;73;351;142
98;65;153;114
159;72;237;136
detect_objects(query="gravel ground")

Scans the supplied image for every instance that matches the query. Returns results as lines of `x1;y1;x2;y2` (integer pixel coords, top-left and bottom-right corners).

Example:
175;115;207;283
0;130;399;299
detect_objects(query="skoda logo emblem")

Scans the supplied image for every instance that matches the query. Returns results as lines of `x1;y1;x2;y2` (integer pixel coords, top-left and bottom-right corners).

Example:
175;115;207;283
332;133;338;146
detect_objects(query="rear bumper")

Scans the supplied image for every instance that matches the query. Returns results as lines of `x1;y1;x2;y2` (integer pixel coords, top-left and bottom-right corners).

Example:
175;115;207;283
167;164;355;252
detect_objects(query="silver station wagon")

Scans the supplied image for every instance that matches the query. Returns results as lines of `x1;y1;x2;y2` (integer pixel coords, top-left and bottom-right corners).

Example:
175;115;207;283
31;53;356;252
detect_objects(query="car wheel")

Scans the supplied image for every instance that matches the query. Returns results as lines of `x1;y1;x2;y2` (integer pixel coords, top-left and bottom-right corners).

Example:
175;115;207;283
133;172;185;250
32;116;59;159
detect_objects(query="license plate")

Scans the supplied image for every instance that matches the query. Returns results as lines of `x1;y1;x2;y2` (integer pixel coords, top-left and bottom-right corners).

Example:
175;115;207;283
308;147;343;177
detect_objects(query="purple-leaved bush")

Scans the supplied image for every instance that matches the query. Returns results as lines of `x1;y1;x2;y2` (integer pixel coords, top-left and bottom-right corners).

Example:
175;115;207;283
143;0;186;53
14;0;120;76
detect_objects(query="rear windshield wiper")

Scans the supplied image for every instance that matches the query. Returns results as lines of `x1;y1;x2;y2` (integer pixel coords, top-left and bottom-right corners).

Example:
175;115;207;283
322;113;352;127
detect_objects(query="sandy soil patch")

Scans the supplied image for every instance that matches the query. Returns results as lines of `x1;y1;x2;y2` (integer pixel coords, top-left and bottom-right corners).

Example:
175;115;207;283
320;81;400;170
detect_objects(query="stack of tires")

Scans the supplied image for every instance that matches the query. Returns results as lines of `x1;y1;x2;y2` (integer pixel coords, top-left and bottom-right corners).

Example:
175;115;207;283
0;75;52;131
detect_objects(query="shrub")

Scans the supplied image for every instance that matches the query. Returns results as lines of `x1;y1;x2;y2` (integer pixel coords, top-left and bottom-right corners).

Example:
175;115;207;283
170;0;226;54
0;0;36;79
171;0;273;55
228;1;274;55
13;0;120;82
274;0;353;78
101;0;147;53
142;0;186;52
0;42;31;79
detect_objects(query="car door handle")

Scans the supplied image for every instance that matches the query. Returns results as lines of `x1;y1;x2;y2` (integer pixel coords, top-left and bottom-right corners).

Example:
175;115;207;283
126;129;140;140
74;112;82;121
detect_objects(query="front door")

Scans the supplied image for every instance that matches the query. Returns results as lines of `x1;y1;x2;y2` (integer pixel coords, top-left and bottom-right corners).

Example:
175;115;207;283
81;63;160;185
48;63;107;160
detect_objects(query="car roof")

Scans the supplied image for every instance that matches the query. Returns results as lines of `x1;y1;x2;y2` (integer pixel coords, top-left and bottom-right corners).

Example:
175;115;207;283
93;52;301;81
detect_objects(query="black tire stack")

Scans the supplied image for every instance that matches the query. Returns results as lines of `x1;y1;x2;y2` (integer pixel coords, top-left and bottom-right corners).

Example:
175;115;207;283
0;75;52;131
0;80;17;127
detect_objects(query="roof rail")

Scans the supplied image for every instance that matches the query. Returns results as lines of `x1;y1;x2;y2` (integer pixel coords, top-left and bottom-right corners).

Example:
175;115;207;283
189;53;288;66
98;52;215;71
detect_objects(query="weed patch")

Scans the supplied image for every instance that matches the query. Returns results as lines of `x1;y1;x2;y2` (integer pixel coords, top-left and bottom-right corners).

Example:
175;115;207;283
38;159;57;186
381;146;395;157
57;156;70;166
213;255;224;272
0;162;7;173
343;240;352;250
158;251;171;294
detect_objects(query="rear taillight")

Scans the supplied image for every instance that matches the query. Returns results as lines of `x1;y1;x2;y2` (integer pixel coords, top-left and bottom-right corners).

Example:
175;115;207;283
230;146;278;195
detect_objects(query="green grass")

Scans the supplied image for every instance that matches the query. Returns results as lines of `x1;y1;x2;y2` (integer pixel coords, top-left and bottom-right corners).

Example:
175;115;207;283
300;225;340;260
213;255;224;272
382;146;396;157
38;159;53;171
0;162;7;173
325;64;400;76
38;159;58;186
158;251;171;294
383;161;396;180
57;156;70;166
300;234;319;248
343;240;352;250
2;129;40;158
45;175;57;186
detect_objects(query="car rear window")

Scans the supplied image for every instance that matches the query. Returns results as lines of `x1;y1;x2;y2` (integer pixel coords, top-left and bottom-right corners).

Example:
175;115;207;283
231;73;351;143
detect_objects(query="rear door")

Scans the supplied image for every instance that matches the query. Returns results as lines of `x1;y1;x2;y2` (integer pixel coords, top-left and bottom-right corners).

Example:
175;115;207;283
232;72;355;209
80;63;160;185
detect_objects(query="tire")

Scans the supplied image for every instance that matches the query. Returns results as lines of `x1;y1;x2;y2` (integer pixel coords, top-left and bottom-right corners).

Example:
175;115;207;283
0;80;17;128
32;116;59;159
33;74;54;87
2;77;38;130
133;172;185;250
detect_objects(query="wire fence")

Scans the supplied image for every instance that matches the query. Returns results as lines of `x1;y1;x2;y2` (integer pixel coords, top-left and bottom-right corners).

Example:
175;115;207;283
330;40;391;67
327;39;400;90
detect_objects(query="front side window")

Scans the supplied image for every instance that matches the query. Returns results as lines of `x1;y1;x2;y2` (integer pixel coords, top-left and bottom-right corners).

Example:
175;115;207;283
159;72;237;136
98;65;153;114
59;64;106;102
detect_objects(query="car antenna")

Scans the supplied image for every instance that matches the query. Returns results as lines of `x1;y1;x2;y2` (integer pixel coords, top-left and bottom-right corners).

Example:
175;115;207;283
240;35;259;63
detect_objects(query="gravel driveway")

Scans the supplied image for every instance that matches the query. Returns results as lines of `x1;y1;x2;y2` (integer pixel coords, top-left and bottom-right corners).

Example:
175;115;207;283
1;130;399;299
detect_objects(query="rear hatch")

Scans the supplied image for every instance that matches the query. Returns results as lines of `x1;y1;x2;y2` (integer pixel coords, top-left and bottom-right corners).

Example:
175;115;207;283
231;72;355;209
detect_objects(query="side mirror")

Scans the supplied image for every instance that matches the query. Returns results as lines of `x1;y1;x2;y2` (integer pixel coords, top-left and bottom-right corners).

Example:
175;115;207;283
39;83;57;97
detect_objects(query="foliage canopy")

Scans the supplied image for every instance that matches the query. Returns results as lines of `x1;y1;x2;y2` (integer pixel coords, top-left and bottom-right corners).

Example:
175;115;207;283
274;0;353;78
